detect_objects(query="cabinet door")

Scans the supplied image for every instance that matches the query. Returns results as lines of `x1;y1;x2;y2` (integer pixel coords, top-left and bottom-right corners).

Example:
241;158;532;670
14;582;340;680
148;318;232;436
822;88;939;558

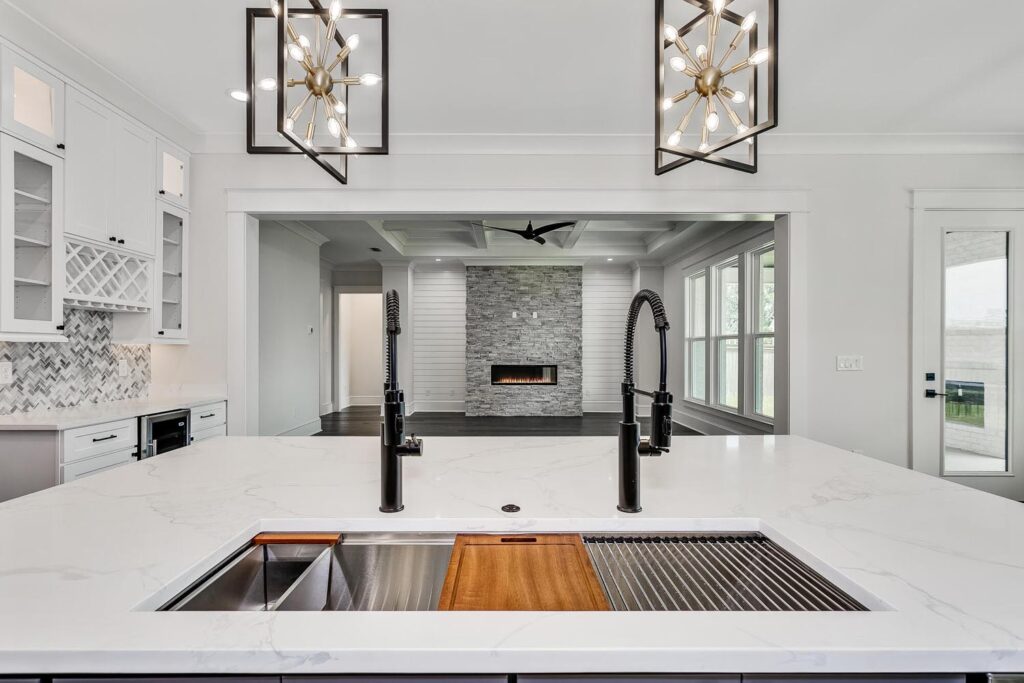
0;47;65;155
0;134;65;336
156;138;189;209
114;117;156;255
65;88;114;244
154;200;188;340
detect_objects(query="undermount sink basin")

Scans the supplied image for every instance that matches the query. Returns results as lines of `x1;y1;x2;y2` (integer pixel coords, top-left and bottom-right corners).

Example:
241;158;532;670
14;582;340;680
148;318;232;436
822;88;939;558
162;532;866;612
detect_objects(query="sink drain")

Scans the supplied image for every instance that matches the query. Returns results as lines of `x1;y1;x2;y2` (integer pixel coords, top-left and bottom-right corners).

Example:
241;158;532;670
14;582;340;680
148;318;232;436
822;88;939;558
501;504;521;513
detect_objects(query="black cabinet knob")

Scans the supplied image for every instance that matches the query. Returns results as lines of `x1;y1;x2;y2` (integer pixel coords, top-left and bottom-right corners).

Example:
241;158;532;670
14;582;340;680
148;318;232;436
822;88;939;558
157;331;165;336
109;236;117;242
117;238;125;244
56;143;65;150
56;324;65;331
159;190;166;195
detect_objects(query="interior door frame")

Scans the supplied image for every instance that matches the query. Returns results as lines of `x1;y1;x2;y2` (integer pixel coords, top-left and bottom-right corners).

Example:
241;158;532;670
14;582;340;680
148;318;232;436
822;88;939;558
911;190;1024;496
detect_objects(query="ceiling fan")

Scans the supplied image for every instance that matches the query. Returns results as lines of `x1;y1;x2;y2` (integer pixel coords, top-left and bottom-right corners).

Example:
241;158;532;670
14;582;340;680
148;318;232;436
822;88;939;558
475;220;576;245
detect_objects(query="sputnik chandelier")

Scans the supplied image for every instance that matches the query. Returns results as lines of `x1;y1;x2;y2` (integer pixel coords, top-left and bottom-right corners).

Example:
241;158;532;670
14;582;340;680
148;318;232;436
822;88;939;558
246;0;388;184
656;0;777;174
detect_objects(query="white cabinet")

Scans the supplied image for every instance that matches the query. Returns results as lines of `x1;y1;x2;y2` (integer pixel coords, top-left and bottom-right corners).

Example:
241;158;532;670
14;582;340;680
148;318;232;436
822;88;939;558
156;138;189;210
155;201;188;339
0;133;65;339
65;87;156;257
114;119;156;254
0;47;64;156
65;87;113;245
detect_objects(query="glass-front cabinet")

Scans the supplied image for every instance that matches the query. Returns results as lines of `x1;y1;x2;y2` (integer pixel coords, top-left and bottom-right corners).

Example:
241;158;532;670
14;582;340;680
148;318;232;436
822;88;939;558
0;47;65;156
0;134;64;337
156;139;188;210
155;200;188;340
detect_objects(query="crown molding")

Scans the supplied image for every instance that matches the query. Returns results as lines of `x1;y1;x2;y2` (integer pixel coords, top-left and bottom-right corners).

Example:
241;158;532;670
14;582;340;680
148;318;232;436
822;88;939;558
196;131;1024;157
274;220;330;247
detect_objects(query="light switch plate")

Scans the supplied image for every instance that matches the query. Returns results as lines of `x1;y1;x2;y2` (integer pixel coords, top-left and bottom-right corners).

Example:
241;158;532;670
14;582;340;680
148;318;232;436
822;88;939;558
118;359;129;378
836;355;864;372
0;361;12;385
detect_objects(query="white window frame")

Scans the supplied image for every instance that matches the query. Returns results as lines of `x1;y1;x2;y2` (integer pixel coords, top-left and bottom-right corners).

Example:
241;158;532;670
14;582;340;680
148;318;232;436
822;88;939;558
684;271;708;402
681;235;775;426
748;243;776;421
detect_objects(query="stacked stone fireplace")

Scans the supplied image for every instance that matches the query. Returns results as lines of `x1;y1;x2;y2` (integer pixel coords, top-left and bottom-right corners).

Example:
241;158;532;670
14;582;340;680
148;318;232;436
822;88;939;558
465;266;582;416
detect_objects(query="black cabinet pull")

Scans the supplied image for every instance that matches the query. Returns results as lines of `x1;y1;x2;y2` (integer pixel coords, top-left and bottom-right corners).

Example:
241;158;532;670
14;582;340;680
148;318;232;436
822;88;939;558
108;236;117;242
92;434;117;443
56;143;65;150
157;330;165;335
200;413;215;419
117;238;125;244
159;190;166;195
56;324;64;331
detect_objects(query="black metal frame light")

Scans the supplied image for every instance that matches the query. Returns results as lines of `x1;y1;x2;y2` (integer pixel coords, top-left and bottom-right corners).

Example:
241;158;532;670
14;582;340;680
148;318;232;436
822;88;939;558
245;0;388;184
655;0;777;175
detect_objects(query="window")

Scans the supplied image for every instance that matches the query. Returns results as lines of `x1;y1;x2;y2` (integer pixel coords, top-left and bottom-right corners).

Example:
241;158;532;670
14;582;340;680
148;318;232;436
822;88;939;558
682;238;775;425
685;273;706;400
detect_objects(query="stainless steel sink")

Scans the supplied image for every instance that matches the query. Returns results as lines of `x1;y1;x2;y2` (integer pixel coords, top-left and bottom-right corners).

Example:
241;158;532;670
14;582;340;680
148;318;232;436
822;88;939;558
164;533;454;612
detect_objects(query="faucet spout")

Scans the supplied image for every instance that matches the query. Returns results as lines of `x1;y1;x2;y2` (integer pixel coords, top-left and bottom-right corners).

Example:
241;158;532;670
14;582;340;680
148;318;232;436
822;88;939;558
619;289;673;513
380;290;423;513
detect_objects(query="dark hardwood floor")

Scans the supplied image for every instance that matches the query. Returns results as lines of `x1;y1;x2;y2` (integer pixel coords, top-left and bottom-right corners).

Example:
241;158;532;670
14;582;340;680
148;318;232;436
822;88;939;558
316;405;699;437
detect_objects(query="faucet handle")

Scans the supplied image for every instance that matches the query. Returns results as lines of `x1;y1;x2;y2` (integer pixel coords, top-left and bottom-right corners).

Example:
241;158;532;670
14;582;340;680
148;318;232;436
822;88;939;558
400;434;423;457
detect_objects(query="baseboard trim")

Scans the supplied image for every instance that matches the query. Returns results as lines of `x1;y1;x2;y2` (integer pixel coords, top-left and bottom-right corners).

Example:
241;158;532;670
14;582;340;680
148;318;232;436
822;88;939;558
350;395;383;406
415;400;466;413
583;400;620;413
277;418;322;436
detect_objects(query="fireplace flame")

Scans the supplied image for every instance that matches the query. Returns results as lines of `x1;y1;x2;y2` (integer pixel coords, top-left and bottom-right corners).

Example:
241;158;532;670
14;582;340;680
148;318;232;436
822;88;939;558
493;376;556;385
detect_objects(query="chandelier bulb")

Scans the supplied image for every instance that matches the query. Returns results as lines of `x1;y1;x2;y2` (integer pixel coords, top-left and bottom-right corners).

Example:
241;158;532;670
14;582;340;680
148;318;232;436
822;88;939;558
748;48;771;66
741;11;756;32
668;131;682;147
706;111;720;133
359;73;382;86
736;124;749;135
327;117;342;138
731;90;746;103
347;34;360;51
298;34;311;49
699;142;710;152
329;0;343;21
712;0;726;15
669;56;687;73
257;77;277;91
696;44;707;61
345;136;358;149
333;98;347;114
287;42;306;62
663;24;679;41
271;0;280;18
662;97;675;111
285;117;295;132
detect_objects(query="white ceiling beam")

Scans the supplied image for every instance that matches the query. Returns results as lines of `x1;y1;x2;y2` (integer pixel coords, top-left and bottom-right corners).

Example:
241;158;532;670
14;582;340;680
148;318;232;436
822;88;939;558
560;220;589;250
366;219;407;254
469;222;489;249
645;221;704;255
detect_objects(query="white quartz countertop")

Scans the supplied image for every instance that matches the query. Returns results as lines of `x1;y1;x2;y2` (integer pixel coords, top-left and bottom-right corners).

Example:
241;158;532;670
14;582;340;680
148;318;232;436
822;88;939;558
0;434;1023;675
0;394;226;430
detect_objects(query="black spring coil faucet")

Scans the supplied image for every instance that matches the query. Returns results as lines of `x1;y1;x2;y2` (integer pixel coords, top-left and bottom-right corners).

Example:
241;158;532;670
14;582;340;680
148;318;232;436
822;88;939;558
380;289;423;513
618;289;673;513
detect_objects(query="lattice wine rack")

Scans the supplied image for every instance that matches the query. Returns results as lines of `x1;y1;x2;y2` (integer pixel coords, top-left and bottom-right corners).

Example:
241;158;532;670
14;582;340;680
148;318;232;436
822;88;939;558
64;240;152;313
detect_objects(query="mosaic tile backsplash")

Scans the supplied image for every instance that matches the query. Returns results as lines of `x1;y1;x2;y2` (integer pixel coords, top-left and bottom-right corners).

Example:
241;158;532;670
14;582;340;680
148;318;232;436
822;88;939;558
0;308;150;414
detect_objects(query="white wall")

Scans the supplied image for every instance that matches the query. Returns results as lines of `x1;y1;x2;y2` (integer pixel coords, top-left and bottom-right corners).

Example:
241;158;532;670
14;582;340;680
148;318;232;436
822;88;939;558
319;262;333;415
582;265;633;412
413;265;467;412
164;149;1024;466
339;293;383;406
257;222;321;436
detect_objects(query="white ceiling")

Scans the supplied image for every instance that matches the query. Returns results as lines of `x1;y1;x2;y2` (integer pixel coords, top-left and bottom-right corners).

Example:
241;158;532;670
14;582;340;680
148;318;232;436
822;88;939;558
286;216;769;267
7;0;1024;143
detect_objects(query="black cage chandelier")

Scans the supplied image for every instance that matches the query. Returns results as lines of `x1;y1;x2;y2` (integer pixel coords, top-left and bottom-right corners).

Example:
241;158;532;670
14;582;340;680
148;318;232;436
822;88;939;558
656;0;777;174
246;0;388;184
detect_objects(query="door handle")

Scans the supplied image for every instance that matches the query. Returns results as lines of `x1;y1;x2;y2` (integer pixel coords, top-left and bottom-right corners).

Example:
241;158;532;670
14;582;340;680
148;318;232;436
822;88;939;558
925;389;948;398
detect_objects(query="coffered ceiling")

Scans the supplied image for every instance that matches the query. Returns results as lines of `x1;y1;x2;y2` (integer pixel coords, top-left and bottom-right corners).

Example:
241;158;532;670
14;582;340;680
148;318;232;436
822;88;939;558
6;0;1023;152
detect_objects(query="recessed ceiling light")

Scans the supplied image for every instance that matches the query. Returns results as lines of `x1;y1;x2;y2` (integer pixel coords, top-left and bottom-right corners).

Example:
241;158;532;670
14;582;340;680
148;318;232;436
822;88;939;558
228;89;249;102
256;77;277;91
606;257;614;262
435;258;442;262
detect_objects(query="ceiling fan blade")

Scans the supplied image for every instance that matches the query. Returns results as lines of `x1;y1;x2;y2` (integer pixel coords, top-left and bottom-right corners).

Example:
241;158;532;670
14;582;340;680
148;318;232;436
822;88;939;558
532;221;576;236
533;236;547;245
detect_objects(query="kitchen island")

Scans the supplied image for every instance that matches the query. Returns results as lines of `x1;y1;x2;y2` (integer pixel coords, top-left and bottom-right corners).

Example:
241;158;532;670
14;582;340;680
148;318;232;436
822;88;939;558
0;434;1022;676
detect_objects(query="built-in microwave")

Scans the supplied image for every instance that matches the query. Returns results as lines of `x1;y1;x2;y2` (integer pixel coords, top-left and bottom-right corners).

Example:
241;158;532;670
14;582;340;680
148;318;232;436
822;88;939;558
138;409;191;460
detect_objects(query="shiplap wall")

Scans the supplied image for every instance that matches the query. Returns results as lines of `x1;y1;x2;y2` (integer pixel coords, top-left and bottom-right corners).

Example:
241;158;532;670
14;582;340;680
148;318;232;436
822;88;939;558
582;265;634;412
411;263;634;413
413;265;468;412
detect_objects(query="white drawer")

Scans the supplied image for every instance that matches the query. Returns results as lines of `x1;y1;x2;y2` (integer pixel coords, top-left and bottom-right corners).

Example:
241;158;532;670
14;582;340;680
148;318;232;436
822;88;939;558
62;418;137;464
61;448;135;483
191;424;226;443
191;401;226;430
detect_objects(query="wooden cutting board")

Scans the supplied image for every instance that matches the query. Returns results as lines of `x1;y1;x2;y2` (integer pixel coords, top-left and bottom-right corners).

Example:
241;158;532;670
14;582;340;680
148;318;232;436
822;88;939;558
437;534;609;611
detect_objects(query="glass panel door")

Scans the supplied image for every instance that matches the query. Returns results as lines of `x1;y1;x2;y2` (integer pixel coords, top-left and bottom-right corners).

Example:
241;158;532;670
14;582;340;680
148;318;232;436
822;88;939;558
1;47;65;154
943;231;1008;474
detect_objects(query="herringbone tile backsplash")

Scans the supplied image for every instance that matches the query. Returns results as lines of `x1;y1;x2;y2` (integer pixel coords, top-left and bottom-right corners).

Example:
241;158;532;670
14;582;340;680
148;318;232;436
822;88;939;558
0;309;150;414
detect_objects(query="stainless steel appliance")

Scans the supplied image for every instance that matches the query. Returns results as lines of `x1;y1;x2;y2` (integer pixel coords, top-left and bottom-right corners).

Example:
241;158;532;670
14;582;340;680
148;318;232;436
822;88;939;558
138;409;191;459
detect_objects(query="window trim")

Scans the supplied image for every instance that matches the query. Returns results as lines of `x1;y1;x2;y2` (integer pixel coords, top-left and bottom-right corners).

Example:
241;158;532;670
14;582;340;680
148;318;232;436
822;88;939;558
680;235;775;426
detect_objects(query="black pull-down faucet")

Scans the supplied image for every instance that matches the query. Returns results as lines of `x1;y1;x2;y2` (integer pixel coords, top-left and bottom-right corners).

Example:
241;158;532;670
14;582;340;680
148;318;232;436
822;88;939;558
618;289;673;513
380;289;423;513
